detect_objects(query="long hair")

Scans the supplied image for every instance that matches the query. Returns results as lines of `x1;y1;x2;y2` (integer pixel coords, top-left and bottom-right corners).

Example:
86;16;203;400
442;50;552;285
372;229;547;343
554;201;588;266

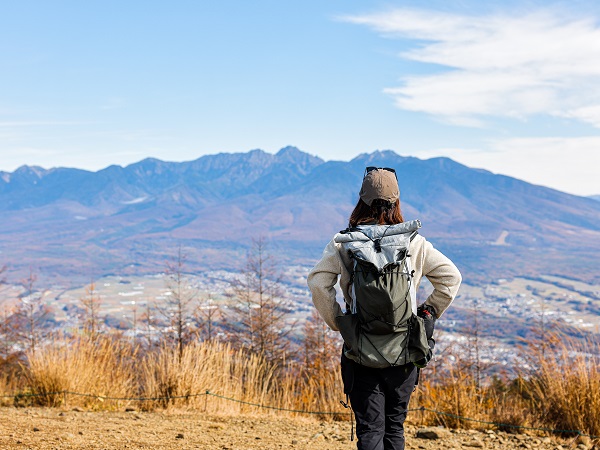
348;198;404;228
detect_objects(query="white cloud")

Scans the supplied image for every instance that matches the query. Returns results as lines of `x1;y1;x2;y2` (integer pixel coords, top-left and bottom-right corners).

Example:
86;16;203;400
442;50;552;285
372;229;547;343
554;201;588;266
414;137;600;196
344;8;600;127
562;105;600;127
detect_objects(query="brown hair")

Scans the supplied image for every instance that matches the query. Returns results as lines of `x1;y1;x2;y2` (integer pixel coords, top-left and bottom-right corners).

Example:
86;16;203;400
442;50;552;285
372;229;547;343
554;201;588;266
348;198;404;228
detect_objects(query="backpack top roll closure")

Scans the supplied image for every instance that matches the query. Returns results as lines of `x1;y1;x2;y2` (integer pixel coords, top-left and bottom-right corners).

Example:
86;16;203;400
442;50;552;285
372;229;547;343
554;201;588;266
335;220;421;272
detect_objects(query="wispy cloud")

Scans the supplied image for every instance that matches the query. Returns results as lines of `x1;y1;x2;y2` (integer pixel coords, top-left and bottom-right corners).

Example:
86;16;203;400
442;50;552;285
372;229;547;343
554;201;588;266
343;8;600;127
413;136;600;196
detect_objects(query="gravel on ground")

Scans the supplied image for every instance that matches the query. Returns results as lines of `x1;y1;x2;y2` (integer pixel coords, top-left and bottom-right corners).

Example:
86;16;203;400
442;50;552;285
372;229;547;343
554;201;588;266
0;407;592;450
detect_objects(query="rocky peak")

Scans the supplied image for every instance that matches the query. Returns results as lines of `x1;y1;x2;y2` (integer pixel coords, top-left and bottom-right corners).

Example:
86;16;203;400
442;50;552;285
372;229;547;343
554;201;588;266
13;165;48;179
351;150;408;167
275;146;324;172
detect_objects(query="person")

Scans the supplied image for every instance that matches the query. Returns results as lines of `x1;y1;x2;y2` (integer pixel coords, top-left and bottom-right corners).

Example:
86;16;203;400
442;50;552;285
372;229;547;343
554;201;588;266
307;166;462;450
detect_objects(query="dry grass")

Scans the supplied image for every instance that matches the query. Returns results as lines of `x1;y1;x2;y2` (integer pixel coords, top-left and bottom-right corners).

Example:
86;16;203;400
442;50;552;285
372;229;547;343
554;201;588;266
25;335;138;409
409;334;600;438
527;337;600;436
139;341;278;413
0;332;598;438
411;371;537;431
298;367;344;415
17;337;345;416
0;373;17;407
138;341;346;418
0;353;26;407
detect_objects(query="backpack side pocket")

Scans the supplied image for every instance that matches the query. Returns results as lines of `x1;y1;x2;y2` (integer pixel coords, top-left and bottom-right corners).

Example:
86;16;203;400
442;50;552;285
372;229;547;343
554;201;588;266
408;315;432;367
336;313;360;358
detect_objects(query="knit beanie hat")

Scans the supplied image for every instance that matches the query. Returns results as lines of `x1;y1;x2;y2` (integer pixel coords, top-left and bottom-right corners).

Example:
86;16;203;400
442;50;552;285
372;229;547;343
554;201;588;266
359;168;399;206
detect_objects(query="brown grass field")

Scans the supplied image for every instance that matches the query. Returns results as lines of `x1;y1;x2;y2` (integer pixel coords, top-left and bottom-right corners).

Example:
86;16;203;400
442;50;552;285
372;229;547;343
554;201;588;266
0;335;598;449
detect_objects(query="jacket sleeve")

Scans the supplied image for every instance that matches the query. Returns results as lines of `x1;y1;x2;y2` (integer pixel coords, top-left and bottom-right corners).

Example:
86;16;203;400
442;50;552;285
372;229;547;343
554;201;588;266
421;240;462;318
307;239;344;331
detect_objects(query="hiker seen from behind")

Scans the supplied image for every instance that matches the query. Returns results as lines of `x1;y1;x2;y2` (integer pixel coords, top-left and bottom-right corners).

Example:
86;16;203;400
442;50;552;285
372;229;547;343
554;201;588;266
307;166;462;450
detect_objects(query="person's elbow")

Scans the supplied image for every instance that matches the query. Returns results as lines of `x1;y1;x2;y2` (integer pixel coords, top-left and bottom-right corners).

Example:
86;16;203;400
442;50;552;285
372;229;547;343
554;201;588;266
453;267;462;289
447;265;462;300
307;271;323;297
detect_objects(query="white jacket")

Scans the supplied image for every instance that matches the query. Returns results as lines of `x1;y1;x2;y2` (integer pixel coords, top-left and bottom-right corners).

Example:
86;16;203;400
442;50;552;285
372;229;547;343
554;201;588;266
307;231;462;331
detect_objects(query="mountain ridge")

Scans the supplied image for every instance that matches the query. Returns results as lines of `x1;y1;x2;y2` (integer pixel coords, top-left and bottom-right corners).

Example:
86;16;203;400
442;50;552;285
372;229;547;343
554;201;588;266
0;147;599;284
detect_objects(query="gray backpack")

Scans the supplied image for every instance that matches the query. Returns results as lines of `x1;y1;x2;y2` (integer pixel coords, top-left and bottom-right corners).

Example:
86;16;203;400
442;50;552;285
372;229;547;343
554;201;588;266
335;220;431;369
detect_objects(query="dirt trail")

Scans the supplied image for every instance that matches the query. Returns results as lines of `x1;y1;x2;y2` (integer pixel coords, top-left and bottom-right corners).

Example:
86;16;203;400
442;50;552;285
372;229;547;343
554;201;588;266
0;407;586;449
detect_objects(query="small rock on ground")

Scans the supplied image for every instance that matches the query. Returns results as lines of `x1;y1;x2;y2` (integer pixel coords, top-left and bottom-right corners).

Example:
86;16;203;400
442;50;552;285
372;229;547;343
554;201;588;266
416;426;452;440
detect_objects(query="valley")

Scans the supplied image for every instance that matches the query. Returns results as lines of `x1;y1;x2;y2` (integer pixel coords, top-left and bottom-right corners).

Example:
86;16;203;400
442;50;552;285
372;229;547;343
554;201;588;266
1;265;598;368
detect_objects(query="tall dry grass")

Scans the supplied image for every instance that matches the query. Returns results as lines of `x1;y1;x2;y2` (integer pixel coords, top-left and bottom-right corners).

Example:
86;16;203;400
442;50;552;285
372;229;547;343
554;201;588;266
271;362;344;420
0;372;20;407
412;367;535;431
25;335;138;409
138;341;346;417
413;361;493;428
0;353;26;406
409;333;600;437
527;337;600;436
139;341;278;413
13;336;346;415
0;329;597;438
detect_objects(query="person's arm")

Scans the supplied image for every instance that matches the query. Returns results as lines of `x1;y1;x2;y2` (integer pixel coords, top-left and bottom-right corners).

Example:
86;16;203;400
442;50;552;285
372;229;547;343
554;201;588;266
307;239;344;331
421;240;462;318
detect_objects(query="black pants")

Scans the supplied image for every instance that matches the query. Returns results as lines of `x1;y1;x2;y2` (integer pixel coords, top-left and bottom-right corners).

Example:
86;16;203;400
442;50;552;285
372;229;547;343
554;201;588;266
342;354;417;450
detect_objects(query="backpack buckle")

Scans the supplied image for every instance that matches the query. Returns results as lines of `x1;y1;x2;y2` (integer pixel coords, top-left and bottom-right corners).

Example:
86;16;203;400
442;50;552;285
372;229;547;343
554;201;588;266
373;239;382;252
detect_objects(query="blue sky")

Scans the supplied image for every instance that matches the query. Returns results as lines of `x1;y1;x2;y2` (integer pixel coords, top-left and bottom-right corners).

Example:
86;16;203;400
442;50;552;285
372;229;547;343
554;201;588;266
1;0;599;195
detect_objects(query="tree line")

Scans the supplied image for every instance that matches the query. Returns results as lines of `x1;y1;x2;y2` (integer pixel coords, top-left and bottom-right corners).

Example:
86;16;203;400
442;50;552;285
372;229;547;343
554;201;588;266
0;240;340;380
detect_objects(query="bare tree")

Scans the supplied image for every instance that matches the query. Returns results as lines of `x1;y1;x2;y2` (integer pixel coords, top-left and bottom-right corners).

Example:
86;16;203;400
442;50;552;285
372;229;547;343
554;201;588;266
15;269;49;354
139;300;156;349
0;305;16;361
461;297;496;392
532;294;557;359
227;238;294;363
156;247;199;361
80;279;103;339
303;308;341;375
131;301;138;343
468;298;483;390
196;292;220;342
0;266;12;359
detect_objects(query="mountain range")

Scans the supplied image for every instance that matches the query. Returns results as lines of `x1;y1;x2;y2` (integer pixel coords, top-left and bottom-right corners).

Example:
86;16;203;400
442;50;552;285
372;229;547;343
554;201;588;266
1;146;599;285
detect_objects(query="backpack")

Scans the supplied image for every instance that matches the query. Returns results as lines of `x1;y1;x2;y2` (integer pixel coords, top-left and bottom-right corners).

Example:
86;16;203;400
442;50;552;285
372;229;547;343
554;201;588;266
334;220;431;369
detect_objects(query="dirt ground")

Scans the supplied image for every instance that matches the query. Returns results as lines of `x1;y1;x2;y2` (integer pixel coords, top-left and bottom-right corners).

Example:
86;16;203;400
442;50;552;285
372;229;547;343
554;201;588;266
0;407;590;450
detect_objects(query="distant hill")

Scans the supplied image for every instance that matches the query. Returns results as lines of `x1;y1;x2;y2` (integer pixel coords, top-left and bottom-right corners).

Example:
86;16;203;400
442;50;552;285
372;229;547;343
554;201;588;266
590;195;600;201
1;147;599;284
